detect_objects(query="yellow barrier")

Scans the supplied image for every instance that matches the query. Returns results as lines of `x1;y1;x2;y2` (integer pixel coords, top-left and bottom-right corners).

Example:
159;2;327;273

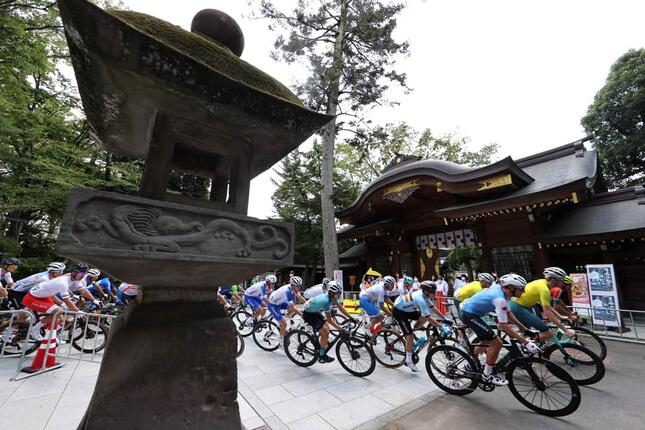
342;299;361;315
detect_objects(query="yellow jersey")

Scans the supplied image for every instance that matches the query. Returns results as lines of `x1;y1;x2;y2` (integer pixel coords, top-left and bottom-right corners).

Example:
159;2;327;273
513;278;551;308
454;281;483;301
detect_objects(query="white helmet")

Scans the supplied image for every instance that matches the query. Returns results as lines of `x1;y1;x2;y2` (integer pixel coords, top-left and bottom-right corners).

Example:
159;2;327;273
322;277;331;286
328;281;342;294
383;276;395;286
477;273;495;283
87;268;101;277
47;262;66;272
543;267;566;280
498;274;527;289
265;274;277;284
290;276;303;286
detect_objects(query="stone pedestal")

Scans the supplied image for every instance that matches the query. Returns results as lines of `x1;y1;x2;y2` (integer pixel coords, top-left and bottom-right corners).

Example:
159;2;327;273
78;288;240;430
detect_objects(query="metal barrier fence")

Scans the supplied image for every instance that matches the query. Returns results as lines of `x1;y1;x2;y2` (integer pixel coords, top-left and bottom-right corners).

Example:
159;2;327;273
1;309;117;380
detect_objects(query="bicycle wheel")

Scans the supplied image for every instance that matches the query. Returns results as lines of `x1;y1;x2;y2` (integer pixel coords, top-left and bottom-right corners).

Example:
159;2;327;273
284;329;318;367
336;335;376;377
0;318;39;356
236;331;245;358
542;343;605;385
370;329;405;368
71;321;109;353
571;327;607;361
252;320;281;351
506;356;581;417
425;345;478;396
232;310;254;337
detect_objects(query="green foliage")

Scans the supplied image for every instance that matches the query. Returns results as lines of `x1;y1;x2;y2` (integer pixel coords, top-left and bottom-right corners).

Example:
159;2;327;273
272;142;360;274
339;122;500;185
447;245;480;279
582;49;645;188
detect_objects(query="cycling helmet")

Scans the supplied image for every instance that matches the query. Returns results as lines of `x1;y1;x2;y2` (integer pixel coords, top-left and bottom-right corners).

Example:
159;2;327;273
328;281;342;294
403;276;414;286
290;276;303;286
477;273;495;283
71;262;89;273
2;257;20;266
563;275;573;284
383;276;395;286
498;274;527;289
265;274;277;284
322;277;331;286
543;267;567;280
88;268;101;277
47;262;66;272
420;281;437;293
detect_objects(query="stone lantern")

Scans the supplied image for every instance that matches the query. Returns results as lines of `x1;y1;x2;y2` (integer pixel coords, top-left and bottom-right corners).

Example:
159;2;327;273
54;0;331;428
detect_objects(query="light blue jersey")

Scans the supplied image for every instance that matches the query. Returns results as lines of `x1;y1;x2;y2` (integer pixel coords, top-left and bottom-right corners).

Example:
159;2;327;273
394;291;433;317
462;286;507;317
303;293;339;314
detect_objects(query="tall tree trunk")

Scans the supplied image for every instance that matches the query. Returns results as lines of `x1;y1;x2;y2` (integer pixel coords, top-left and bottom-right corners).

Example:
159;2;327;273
105;151;112;181
320;0;348;278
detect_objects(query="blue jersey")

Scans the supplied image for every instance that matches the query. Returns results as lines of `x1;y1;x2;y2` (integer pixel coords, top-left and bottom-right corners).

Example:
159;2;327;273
462;286;507;317
303;293;338;314
88;277;114;295
394;291;433;317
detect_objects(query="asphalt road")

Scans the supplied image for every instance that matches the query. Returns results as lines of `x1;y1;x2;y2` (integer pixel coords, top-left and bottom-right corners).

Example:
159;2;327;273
382;339;645;430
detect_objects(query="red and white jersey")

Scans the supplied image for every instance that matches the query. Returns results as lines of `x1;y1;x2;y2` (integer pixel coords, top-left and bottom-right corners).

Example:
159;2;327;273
29;274;75;300
119;283;139;296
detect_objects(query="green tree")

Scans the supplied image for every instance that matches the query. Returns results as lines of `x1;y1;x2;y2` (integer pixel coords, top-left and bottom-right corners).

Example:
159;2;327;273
339;122;500;185
272;142;360;285
582;49;645;188
446;245;480;281
255;0;410;277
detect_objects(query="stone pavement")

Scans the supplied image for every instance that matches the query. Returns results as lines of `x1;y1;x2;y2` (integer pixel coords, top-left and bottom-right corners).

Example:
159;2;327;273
0;337;442;430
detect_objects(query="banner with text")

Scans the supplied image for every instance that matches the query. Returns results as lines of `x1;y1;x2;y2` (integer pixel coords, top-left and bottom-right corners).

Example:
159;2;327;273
586;264;621;328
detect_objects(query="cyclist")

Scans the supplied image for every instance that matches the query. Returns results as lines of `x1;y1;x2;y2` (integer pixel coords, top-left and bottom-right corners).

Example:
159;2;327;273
7;262;66;310
509;267;576;342
304;277;330;300
399;275;416;293
230;283;245;305
244;274;275;326
22;263;87;340
116;282;139;306
87;276;117;302
1;257;20;297
269;276;304;348
393;281;452;372
359;275;395;333
67;268;103;309
550;275;578;322
453;273;495;310
302;281;355;363
461;273;539;386
385;274;406;304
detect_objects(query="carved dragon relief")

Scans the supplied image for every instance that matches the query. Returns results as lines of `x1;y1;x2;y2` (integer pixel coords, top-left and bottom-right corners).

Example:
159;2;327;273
74;204;290;259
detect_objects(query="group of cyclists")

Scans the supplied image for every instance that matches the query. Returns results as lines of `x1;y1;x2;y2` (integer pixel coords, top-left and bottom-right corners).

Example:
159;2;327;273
219;264;587;389
0;257;140;341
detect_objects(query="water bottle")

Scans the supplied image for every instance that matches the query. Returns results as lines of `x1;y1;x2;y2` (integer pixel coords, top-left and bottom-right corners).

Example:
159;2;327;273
414;335;427;350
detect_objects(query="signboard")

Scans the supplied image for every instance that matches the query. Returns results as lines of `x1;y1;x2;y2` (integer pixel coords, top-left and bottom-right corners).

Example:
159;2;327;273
333;270;343;289
570;273;591;317
586;264;621;328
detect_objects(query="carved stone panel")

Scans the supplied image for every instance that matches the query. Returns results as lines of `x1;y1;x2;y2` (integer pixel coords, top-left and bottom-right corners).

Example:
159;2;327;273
56;188;294;286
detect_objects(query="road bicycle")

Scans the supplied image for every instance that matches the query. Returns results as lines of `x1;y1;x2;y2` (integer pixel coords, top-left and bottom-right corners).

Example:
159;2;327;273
370;324;454;368
425;323;581;417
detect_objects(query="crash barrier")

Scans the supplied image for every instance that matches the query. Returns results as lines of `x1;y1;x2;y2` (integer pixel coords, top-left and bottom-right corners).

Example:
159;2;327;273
569;305;645;345
0;308;117;380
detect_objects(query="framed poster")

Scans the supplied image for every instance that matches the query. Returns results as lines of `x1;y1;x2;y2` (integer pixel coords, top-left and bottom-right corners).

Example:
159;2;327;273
334;270;343;289
586;264;621;328
570;273;591;317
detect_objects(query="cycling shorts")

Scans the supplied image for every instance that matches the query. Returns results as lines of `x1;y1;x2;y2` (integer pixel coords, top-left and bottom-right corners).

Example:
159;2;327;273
462;311;496;341
22;293;58;314
509;300;549;332
244;295;264;311
359;297;380;318
303;311;325;332
268;302;288;321
392;307;421;336
8;289;27;309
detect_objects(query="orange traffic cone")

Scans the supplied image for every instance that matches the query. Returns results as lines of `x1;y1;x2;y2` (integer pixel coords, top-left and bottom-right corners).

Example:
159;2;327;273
21;320;61;374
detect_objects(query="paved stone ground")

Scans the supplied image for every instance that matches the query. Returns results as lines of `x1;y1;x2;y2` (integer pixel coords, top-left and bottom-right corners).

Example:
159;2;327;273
0;335;442;430
383;339;645;430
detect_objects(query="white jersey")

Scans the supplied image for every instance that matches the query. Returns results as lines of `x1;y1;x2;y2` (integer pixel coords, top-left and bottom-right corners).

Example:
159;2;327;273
360;281;385;304
269;284;295;305
304;284;325;299
385;284;406;299
69;277;88;293
11;271;49;293
245;281;268;298
1;269;14;287
29;274;75;300
408;283;420;293
119;283;139;296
